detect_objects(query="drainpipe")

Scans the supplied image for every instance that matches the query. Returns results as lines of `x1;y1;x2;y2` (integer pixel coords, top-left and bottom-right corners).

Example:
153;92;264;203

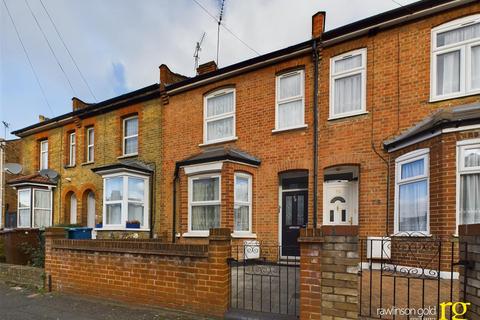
149;167;155;239
172;169;178;243
312;39;319;229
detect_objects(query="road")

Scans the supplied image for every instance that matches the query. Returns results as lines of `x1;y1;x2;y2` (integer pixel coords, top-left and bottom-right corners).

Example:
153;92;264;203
0;283;214;320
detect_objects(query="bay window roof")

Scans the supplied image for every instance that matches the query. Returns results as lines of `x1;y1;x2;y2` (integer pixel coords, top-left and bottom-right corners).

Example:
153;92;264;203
92;159;154;176
7;173;57;187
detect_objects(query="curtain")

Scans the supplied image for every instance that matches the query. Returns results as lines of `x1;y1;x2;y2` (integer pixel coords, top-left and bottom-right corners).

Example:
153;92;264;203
399;180;428;232
207;92;234;117
125;118;138;136
207;117;233;141
106;203;121;224
334;54;362;73
192;205;220;231
437;23;480;47
465;148;480;167
193;177;219;201
401;159;425;179
279;73;301;99
437;50;460;95
18;209;31;227
472;46;480;90
128;203;144;224
34;190;51;228
334;74;362;114
106;177;123;201
460;173;480;225
125;136;138;154
278;100;303;128
234;206;249;231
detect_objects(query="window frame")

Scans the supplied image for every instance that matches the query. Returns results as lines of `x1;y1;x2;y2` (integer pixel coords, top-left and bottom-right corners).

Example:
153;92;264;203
187;173;221;236
86;127;94;163
32;188;53;228
39;140;48;170
329;48;367;120
274;69;306;131
17;189;32;228
233;172;253;235
122;116;139;156
456;138;480;232
203;88;236;145
394;148;430;236
68;132;76;166
430;14;480;101
102;172;149;230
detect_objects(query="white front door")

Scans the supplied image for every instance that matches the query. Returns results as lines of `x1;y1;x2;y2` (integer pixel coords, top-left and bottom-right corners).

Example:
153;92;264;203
323;180;358;225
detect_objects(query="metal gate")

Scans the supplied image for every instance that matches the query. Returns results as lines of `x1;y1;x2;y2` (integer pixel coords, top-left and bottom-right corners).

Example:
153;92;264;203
359;234;470;319
228;243;300;319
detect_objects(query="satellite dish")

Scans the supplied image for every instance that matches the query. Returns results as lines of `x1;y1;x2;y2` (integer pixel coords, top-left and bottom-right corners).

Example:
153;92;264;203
39;169;59;181
4;163;22;175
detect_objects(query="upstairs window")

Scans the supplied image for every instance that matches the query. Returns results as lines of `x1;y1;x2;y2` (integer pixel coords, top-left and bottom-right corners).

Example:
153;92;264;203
188;174;221;233
431;15;480;100
204;88;235;144
39;140;48;170
68;132;76;166
395;149;430;234
330;48;367;119
457;140;480;226
123;116;138;156
86;127;94;163
275;70;305;130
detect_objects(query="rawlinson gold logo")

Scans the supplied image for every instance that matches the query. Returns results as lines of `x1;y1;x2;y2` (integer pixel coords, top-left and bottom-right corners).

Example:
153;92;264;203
439;302;471;320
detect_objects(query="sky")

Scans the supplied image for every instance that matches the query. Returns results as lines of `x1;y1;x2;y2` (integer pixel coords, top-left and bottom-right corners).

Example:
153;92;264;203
0;0;418;139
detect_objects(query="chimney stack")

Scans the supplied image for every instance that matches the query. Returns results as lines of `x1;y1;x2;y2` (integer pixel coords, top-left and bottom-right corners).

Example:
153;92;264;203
312;11;326;39
72;97;89;111
196;61;217;75
159;64;188;85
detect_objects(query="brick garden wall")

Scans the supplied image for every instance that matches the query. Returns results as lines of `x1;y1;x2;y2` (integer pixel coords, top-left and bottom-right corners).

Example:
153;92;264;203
459;224;480;320
44;228;231;317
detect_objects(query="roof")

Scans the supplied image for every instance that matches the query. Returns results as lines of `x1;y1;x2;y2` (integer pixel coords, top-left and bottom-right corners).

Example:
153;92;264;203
384;103;480;151
7;173;57;186
91;159;154;175
176;147;261;170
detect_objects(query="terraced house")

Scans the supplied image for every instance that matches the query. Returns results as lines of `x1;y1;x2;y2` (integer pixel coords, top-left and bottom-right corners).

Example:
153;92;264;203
3;0;480;256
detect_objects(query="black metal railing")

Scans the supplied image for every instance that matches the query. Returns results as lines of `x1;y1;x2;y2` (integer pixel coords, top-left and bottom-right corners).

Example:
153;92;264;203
228;243;300;318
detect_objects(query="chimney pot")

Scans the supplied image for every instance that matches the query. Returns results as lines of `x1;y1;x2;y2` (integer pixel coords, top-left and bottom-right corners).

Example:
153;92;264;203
196;61;218;75
312;11;326;39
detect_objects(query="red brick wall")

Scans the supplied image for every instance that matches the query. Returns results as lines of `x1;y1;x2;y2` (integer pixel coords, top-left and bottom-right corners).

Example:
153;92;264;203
44;228;231;317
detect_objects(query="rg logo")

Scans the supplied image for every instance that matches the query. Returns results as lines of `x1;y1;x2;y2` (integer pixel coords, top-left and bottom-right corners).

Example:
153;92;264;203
439;302;471;320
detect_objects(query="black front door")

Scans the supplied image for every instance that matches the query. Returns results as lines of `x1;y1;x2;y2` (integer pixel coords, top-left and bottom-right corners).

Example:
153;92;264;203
281;191;308;257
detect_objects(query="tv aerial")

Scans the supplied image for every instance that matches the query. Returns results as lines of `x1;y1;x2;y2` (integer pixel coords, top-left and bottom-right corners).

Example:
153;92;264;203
194;32;206;74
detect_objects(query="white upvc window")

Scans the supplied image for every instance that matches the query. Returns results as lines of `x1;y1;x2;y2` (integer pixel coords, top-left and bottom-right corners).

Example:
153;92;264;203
69;132;76;166
234;173;252;234
431;14;480;101
40;140;48;170
457;139;480;227
123;116;138;156
102;173;149;229
86;127;94;163
17;188;52;228
17;189;31;228
275;70;305;131
204;88;236;144
188;174;221;235
329;48;367;119
394;149;430;235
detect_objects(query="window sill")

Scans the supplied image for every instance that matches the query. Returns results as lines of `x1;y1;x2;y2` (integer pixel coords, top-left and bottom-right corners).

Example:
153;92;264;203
64;164;76;169
182;231;209;238
117;153;138;159
231;232;257;239
199;137;238;147
390;232;432;237
328;111;369;121
81;161;94;166
272;124;308;134
429;91;480;103
94;227;150;232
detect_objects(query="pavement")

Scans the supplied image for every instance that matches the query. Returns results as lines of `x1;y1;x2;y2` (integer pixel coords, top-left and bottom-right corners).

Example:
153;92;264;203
0;283;215;320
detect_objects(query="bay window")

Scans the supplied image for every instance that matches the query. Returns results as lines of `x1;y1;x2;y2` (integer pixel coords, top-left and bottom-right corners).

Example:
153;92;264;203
395;149;430;234
329;48;367;119
17;188;52;228
457;140;480;226
103;173;149;228
204;88;235;144
431;15;480;100
18;189;31;228
234;173;252;234
275;70;305;130
123;116;138;156
188;174;221;234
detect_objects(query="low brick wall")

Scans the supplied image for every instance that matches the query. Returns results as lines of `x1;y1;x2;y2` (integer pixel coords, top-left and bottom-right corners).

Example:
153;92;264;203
0;263;44;288
44;227;231;317
459;224;480;319
299;226;359;320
